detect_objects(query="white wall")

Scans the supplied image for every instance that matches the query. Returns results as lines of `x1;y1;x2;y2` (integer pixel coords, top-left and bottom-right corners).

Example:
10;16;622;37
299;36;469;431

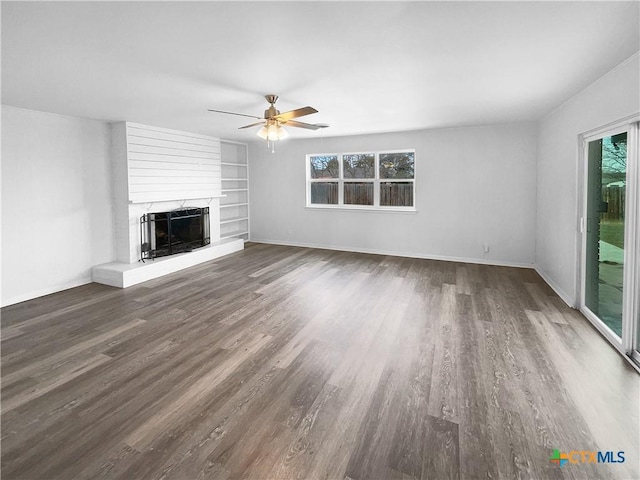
249;123;538;266
536;53;640;305
1;106;114;306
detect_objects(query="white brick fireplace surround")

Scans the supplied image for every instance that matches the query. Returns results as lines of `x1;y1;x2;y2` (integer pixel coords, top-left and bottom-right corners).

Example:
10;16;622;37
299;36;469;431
92;122;243;288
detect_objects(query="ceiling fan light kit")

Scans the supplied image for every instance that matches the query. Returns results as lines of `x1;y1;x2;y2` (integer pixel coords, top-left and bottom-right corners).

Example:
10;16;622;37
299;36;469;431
257;120;289;153
256;121;288;141
208;94;327;153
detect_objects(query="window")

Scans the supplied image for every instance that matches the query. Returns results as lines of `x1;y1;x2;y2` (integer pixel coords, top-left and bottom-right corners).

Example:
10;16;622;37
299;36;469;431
343;153;375;206
379;152;415;207
309;155;339;204
307;150;415;210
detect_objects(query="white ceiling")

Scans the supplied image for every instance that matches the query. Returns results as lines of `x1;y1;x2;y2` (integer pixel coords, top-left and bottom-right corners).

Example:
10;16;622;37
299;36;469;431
2;1;639;141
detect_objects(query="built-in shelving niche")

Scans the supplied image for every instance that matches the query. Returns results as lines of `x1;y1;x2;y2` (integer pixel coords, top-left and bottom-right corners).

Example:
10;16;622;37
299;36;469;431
220;141;249;241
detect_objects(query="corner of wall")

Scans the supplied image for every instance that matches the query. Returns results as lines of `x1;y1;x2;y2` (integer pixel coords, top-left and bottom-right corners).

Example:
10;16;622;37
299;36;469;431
534;265;576;308
110;122;132;263
105;122;117;263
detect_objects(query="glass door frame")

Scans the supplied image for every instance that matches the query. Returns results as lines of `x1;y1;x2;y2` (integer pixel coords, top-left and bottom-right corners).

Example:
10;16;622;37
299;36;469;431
577;115;639;367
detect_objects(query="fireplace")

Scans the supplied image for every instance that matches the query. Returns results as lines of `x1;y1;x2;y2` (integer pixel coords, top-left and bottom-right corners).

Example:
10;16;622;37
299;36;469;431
140;207;210;260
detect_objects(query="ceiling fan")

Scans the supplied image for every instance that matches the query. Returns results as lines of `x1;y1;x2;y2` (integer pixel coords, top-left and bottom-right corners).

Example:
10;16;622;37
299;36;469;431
208;94;328;151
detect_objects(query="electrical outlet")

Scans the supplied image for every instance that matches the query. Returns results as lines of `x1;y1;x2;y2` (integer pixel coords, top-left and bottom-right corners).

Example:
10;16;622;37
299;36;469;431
483;243;490;253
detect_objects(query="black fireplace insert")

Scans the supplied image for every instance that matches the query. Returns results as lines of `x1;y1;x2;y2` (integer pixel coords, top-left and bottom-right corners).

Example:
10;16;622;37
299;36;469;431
140;207;210;260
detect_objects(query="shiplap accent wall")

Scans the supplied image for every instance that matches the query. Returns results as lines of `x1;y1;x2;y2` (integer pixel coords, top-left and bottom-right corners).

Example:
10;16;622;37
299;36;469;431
111;122;222;263
125;122;222;203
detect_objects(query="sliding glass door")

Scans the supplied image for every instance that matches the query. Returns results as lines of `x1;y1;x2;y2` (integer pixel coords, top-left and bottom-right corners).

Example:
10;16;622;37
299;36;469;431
584;133;627;337
581;120;639;366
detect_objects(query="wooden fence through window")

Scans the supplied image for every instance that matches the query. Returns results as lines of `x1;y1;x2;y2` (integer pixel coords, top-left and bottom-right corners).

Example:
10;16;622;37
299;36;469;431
602;185;625;221
311;182;414;207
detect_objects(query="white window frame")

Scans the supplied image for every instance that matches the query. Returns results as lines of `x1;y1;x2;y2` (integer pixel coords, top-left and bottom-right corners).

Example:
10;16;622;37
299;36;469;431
306;149;416;212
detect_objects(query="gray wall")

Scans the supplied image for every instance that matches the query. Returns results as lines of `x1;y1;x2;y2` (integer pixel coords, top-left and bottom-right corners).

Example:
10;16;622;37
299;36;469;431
1;106;115;306
536;53;640;305
249;123;538;266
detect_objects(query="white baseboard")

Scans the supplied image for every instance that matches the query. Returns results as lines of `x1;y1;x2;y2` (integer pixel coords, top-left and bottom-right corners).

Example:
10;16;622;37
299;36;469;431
534;266;576;308
1;277;93;308
250;238;535;269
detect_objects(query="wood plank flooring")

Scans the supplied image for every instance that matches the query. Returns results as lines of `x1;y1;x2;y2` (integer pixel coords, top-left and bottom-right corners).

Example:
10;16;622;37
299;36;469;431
2;243;639;480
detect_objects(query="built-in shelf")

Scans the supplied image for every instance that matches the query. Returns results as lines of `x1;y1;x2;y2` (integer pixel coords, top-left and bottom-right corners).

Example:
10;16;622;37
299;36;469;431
220;216;248;225
221;230;249;240
221;141;249;242
220;202;249;209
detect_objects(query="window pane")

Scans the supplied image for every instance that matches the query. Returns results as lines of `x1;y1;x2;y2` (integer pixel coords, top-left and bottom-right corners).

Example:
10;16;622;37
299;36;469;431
379;152;415;179
585;133;627;338
380;182;413;207
311;182;339;204
310;155;339;179
343;153;375;179
344;182;374;205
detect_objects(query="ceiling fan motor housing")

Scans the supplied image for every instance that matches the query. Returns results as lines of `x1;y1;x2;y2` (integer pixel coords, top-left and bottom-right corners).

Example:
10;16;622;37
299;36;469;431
264;95;279;119
265;107;280;119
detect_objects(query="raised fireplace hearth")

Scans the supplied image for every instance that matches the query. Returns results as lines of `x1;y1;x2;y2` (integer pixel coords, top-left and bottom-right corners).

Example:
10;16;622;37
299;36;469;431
140;207;210;260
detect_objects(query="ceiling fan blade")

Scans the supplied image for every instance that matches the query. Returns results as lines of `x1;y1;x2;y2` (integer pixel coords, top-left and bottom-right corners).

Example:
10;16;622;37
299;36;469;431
273;106;318;122
238;121;265;130
208;109;263;120
283;120;324;130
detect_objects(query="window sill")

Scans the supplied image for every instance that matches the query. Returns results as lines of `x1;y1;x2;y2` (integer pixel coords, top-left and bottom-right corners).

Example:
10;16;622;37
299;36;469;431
305;205;417;213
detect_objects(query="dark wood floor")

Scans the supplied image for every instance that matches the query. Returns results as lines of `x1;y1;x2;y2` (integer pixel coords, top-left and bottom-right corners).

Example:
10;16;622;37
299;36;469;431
2;243;639;480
